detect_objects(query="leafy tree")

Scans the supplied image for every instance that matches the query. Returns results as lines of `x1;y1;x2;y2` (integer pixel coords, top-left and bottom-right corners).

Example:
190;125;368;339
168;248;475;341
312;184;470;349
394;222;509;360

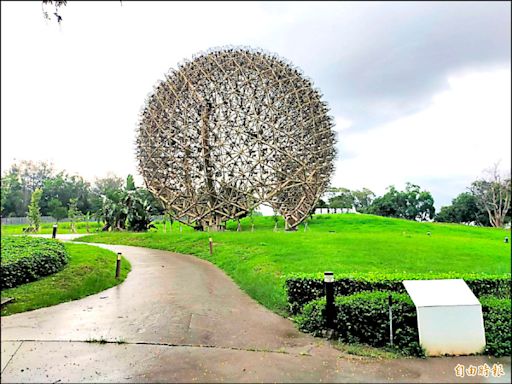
435;205;456;223
93;174;124;196
42;0;67;24
99;183;155;232
273;209;279;231
48;198;67;222
6;160;55;214
368;185;403;218
8;160;54;192
414;189;435;221
328;188;354;213
315;198;328;210
41;1;123;24
369;183;435;221
435;192;489;226
126;174;136;191
248;205;261;231
352;188;375;213
125;189;154;231
470;164;511;228
27;188;43;231
68;197;81;233
40;172;92;215
83;211;92;233
100;189;128;231
1;173;25;217
90;174;124;213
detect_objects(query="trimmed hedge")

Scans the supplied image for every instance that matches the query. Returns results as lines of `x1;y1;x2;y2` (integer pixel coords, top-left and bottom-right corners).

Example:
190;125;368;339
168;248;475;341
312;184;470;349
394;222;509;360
285;272;511;314
295;291;423;356
1;236;69;288
481;296;511;357
295;292;511;357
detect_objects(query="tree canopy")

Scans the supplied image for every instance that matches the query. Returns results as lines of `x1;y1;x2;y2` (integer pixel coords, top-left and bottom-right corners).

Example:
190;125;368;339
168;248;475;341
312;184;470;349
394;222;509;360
1;161;164;221
368;183;435;221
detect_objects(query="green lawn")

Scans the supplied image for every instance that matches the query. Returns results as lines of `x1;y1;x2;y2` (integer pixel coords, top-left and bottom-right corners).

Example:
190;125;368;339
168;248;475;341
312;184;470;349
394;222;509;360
76;214;511;316
1;242;131;316
1;221;104;235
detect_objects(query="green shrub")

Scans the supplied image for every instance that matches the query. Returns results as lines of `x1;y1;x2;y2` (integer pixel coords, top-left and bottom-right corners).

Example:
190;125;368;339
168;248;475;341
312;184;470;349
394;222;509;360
285;272;511;314
295;297;327;337
296;292;511;357
295;291;423;356
1;236;69;288
481;296;511;357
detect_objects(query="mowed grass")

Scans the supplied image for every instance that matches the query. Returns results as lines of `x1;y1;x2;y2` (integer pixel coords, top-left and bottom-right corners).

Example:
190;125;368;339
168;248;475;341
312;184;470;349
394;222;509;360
75;214;511;316
1;242;131;316
1;221;104;235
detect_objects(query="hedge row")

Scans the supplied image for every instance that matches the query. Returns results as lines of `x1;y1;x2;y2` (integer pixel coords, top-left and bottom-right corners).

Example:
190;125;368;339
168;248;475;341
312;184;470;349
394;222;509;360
480;296;512;357
295;291;423;356
1;236;69;288
285;272;511;314
295;292;511;357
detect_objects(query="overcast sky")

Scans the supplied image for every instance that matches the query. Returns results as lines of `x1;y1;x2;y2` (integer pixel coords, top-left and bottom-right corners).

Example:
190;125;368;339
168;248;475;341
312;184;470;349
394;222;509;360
1;1;510;210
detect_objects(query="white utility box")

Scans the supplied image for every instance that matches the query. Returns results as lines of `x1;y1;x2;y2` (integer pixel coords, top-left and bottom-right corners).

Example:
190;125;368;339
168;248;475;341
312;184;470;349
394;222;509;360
402;279;486;356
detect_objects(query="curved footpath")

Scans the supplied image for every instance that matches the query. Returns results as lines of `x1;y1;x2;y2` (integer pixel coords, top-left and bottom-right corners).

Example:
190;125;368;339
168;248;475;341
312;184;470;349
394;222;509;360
1;236;510;383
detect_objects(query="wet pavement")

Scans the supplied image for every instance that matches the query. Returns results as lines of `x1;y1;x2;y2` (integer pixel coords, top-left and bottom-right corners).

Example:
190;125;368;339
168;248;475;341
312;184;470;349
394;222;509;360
1;241;510;383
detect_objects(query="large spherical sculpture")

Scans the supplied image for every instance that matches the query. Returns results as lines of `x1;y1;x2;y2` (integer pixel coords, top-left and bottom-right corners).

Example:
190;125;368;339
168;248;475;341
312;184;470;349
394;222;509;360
136;47;336;231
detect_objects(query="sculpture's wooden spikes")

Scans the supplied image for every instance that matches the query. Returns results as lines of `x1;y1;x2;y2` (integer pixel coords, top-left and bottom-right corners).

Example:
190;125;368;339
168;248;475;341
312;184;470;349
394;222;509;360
136;47;336;231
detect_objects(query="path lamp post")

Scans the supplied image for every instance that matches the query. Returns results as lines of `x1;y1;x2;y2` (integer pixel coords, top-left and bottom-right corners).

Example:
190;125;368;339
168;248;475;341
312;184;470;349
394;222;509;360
52;224;58;239
115;252;122;279
324;271;335;329
209;238;213;256
388;294;394;346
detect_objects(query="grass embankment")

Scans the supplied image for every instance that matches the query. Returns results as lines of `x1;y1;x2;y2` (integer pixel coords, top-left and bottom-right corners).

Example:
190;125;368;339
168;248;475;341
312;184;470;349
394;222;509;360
1;221;104;235
75;214;511;316
1;242;131;316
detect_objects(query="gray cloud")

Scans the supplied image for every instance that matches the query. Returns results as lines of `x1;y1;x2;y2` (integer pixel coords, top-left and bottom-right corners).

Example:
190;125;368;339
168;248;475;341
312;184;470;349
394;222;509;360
266;1;511;130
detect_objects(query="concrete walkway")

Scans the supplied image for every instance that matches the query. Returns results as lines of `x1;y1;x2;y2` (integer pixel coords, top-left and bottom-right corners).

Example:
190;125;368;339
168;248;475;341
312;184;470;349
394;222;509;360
1;240;510;383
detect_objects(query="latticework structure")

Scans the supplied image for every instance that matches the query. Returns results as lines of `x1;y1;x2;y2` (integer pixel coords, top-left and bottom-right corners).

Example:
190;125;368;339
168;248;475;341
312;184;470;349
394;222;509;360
136;47;336;231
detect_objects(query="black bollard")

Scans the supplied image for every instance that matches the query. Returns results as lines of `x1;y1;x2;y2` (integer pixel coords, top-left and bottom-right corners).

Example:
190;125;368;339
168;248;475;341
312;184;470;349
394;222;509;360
115;252;122;279
324;271;335;329
388;294;394;346
52;224;58;239
505;237;509;244
209;237;213;256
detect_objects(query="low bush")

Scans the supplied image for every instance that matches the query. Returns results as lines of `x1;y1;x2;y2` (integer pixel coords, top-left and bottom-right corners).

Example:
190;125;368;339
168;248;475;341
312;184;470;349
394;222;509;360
1;236;69;288
285;272;511;314
295;291;423;356
481;296;511;357
295;292;511;357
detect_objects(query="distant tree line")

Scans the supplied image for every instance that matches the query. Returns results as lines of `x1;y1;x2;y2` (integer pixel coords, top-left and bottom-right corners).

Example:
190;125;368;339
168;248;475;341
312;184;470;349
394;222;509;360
1;160;164;231
2;161;510;229
317;183;436;222
316;164;511;228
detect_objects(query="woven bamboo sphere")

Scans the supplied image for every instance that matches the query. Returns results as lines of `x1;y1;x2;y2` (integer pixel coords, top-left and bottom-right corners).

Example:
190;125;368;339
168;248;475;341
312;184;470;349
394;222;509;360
136;47;336;231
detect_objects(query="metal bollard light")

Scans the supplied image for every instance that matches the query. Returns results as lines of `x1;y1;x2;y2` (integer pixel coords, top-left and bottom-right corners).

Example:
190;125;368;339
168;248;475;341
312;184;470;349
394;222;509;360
209;237;213;256
115;252;122;279
52;224;58;239
324;271;335;329
388;294;394;346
